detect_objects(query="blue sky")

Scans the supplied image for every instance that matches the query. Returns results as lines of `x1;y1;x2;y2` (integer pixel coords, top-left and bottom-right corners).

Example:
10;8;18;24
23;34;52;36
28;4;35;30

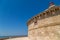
0;0;60;36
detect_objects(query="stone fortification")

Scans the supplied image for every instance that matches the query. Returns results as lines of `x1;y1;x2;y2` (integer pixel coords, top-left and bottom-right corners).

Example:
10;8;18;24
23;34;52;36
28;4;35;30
4;2;60;40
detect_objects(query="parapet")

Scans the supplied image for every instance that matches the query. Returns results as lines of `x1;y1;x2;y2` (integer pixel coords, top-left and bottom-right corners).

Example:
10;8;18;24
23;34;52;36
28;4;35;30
27;4;60;26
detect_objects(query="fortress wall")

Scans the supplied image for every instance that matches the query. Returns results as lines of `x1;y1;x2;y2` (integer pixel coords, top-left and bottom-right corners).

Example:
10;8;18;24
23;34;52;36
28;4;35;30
35;25;60;40
28;15;60;40
28;7;60;31
4;5;60;40
5;15;60;40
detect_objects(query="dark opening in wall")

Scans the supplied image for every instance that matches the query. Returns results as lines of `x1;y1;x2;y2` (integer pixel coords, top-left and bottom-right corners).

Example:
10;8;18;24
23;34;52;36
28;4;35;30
41;13;45;19
40;14;43;19
37;16;40;20
40;14;42;16
55;7;59;11
46;11;49;15
37;16;39;17
43;13;45;15
50;9;55;16
34;17;37;25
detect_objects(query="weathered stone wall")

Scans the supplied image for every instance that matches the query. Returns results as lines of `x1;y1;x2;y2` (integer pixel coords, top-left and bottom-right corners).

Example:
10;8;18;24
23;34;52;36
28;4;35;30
5;5;60;40
6;9;60;40
28;15;60;40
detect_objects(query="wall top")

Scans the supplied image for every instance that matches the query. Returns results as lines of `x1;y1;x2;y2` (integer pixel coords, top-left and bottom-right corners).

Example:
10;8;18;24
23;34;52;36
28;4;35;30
27;3;60;26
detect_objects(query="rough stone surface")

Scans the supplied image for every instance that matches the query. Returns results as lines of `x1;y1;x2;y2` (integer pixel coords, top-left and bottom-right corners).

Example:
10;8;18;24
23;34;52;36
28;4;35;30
5;14;60;40
5;5;60;40
28;15;60;40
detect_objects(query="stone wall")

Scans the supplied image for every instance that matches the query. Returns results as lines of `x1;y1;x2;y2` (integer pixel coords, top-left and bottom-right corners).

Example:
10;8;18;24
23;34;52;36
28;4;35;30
27;6;60;26
28;15;60;40
5;5;60;40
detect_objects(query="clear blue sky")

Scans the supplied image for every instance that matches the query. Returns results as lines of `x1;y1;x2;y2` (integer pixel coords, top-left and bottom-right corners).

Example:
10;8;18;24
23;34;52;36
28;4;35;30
0;0;60;36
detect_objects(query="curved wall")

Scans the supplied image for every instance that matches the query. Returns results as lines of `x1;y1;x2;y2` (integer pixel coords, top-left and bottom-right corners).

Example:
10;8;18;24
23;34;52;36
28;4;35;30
5;5;60;40
28;14;60;40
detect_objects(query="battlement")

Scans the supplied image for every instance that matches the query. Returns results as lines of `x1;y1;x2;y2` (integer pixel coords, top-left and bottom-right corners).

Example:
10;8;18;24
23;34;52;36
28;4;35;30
27;5;60;26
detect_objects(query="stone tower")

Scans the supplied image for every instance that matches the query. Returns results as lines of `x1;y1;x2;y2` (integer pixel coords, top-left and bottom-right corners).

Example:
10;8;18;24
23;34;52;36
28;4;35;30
27;2;60;40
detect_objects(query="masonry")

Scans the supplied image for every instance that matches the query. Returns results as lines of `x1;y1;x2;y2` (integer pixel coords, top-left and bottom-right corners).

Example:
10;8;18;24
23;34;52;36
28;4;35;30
4;2;60;40
27;2;60;40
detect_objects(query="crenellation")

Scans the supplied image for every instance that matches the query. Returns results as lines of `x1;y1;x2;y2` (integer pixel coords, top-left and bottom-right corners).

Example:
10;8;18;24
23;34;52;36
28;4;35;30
4;3;60;40
28;6;60;30
26;4;60;40
27;7;60;26
36;15;40;20
55;7;60;11
43;13;46;16
33;17;37;24
27;3;60;27
45;11;49;16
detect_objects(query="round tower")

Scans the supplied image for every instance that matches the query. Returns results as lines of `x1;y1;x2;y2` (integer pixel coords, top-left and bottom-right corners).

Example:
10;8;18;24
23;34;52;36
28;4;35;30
27;2;60;40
